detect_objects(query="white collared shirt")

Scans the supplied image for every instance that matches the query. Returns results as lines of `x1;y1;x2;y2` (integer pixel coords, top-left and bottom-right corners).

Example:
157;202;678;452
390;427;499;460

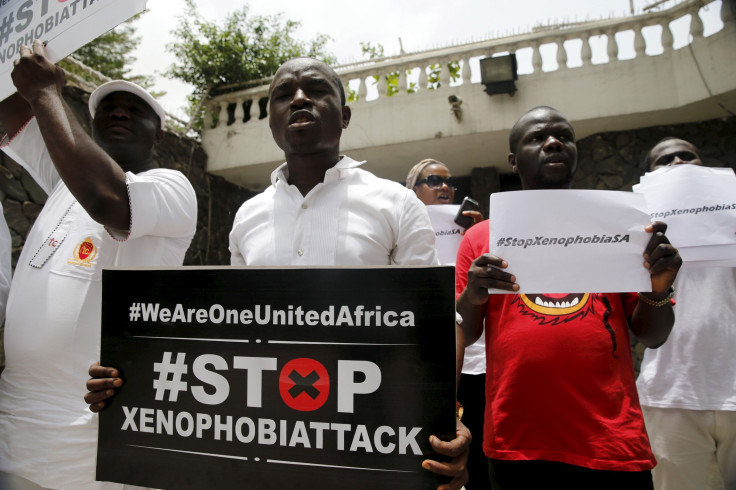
229;156;438;267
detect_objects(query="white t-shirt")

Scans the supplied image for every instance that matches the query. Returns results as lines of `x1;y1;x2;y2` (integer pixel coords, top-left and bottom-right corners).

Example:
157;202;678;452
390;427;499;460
0;118;198;489
637;266;736;411
229;156;438;267
424;205;485;375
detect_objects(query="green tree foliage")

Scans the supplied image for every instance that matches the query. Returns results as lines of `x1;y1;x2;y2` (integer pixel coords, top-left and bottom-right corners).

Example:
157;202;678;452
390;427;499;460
427;61;461;90
166;0;335;130
348;41;460;102
61;13;152;88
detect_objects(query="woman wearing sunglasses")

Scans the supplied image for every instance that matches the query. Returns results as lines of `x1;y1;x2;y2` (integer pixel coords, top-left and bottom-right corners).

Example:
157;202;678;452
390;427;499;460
406;158;489;490
407;159;459;206
407;159;483;226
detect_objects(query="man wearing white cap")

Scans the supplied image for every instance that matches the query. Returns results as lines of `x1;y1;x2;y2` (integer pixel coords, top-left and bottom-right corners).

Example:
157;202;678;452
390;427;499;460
0;39;197;489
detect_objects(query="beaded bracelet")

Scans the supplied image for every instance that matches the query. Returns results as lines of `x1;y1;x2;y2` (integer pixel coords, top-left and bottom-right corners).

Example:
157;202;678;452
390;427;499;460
638;287;675;307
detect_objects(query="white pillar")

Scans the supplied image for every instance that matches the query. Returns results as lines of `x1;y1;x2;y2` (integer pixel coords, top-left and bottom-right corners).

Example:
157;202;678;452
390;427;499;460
440;59;451;88
358;76;367;102
419;64;429;91
532;42;543;72
689;9;704;39
398;67;407;95
377;71;388;98
460;58;471;84
606;30;618;61
581;35;593;65
634;25;646;57
233;98;244;124
217;101;227;128
661;20;674;51
249;96;260;121
556;40;567;70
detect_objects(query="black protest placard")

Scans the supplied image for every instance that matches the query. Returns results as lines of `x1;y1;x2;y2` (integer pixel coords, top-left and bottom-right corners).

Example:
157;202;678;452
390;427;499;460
97;266;456;490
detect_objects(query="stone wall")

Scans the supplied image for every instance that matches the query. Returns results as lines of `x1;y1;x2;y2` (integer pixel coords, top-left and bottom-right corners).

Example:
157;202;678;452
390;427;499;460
0;85;256;269
574;117;736;191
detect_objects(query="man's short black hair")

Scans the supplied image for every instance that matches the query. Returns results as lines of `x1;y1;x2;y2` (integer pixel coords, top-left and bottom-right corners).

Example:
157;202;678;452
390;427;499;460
642;136;699;170
508;105;564;153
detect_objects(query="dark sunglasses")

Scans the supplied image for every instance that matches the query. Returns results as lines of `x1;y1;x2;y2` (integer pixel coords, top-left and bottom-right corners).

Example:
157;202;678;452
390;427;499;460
415;175;457;190
654;151;699;167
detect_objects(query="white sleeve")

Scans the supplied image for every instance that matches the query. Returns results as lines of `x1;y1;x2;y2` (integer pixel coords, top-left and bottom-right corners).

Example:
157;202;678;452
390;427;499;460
229;206;246;266
108;168;197;241
230;244;246;266
391;190;440;265
1;117;60;195
0;203;12;324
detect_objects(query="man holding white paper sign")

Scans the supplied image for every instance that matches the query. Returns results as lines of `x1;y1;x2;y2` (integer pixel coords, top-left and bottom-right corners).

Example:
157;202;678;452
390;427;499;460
455;106;681;489
635;137;736;267
636;138;736;490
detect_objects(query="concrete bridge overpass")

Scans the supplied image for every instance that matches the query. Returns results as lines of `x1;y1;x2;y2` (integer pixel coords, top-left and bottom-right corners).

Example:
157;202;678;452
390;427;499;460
201;0;736;191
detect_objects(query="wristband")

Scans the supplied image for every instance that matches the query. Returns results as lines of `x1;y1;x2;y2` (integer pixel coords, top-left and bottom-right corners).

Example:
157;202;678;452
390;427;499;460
638;287;675;307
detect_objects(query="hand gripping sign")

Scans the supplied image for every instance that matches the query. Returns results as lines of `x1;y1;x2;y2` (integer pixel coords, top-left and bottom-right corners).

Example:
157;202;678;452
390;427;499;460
0;0;147;101
98;266;456;490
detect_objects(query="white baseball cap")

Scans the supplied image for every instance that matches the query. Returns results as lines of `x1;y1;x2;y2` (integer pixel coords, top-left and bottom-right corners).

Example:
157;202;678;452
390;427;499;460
88;80;166;129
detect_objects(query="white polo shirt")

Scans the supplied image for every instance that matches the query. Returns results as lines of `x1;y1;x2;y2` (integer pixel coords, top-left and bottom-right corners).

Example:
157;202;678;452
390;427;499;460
0;118;197;489
0;203;11;325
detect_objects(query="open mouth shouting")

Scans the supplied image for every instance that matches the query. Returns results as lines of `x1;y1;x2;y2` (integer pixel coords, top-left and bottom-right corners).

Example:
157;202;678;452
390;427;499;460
436;192;452;203
288;110;316;129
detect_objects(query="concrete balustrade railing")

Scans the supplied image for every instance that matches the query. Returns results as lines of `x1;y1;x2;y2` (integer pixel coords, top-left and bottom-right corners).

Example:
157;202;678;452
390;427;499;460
204;0;726;130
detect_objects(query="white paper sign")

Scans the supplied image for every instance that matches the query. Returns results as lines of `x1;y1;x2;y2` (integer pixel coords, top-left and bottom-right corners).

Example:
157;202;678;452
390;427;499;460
633;164;736;248
426;204;464;265
678;244;736;262
682;259;736;269
0;0;147;101
488;189;652;294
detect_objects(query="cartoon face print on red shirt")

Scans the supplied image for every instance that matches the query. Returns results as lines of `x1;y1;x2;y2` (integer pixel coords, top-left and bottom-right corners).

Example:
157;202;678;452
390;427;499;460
514;293;592;324
510;293;621;358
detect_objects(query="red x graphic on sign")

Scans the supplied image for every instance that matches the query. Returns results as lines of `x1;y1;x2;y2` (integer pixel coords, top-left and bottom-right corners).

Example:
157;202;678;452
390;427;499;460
278;358;330;411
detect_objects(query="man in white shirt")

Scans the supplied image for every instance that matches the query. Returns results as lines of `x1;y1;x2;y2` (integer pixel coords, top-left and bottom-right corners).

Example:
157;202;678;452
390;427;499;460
229;58;438;267
89;57;469;489
232;57;469;489
636;137;736;490
0;39;197;489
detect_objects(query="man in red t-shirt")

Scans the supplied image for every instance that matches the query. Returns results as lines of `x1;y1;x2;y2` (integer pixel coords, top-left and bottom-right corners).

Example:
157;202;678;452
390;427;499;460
455;106;682;489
